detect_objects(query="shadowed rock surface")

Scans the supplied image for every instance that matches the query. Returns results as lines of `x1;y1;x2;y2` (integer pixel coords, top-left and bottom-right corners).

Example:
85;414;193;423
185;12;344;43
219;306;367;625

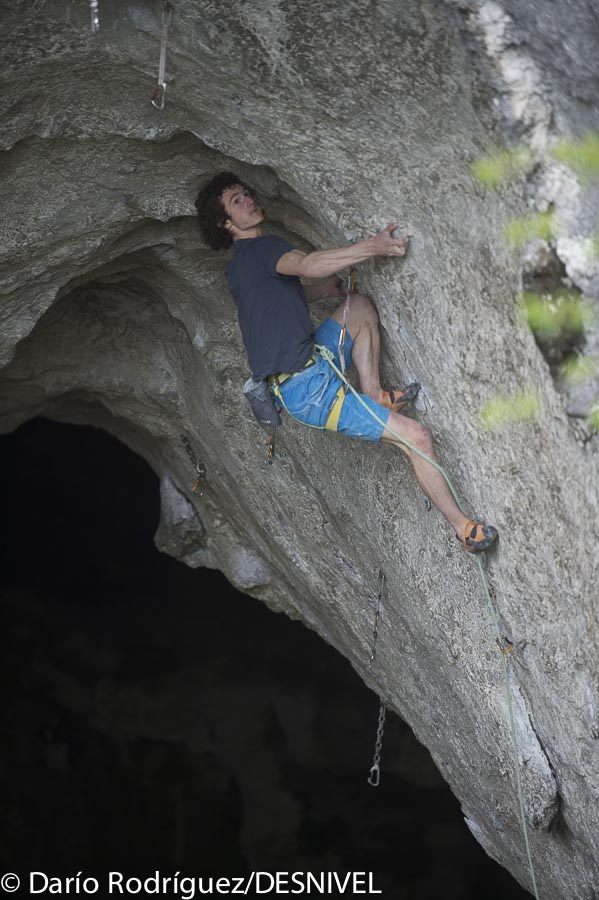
1;2;598;896
1;418;531;899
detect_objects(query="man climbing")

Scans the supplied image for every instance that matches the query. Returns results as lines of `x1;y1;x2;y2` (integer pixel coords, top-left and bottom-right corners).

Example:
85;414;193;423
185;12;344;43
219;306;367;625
195;171;498;554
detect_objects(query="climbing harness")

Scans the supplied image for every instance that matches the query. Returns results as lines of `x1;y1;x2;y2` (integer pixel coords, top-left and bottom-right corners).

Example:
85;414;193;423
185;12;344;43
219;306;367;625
90;0;99;32
311;342;540;900
367;570;386;787
181;434;205;495
247;270;357;458
151;1;173;109
338;267;357;389
269;358;347;434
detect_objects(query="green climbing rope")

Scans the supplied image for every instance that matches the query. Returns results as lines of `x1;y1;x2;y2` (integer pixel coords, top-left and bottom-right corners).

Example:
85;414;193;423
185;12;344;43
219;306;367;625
312;343;541;900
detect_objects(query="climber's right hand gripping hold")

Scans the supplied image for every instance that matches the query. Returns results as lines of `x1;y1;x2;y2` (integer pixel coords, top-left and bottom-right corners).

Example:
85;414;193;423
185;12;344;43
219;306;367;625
275;221;410;280
371;222;410;257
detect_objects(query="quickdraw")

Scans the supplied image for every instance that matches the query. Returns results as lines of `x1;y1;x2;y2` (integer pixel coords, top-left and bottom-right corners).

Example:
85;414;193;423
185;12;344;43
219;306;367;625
151;1;173;109
497;636;515;655
338;267;357;391
265;432;275;464
192;462;206;495
181;434;206;495
90;0;99;33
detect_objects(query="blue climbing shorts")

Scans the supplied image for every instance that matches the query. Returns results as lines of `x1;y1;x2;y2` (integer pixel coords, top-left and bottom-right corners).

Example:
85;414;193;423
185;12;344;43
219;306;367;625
271;317;391;442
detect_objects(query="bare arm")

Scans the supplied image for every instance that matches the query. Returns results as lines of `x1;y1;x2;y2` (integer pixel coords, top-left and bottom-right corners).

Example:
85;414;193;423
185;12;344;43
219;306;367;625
276;223;409;279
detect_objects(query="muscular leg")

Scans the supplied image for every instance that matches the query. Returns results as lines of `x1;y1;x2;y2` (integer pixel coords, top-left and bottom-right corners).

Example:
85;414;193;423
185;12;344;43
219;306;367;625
329;296;470;538
329;292;385;401
382;411;469;537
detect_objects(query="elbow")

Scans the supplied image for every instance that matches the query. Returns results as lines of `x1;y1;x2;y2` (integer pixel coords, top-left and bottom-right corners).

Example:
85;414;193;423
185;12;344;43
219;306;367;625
300;254;320;279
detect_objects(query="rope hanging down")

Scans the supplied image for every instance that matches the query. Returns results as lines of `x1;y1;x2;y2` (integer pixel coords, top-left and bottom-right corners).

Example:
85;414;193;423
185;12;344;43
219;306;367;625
151;1;173;109
312;342;541;900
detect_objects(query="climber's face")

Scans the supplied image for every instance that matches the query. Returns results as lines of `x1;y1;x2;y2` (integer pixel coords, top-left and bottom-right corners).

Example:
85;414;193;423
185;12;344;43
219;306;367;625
221;184;264;239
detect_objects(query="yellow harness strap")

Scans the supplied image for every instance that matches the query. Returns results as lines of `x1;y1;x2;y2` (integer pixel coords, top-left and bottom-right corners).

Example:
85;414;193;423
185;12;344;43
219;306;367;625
269;371;346;433
270;379;284;404
324;384;346;431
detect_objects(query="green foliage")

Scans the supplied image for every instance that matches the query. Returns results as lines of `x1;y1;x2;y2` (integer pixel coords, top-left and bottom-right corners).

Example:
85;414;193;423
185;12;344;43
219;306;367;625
504;212;554;248
471;146;532;187
587;406;599;434
472;136;599;434
479;390;540;430
472;134;599;189
522;290;594;339
552;133;599;177
560;354;599;387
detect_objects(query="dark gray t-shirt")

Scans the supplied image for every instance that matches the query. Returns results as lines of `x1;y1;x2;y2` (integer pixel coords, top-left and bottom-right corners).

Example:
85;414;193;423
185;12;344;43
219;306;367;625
225;234;314;380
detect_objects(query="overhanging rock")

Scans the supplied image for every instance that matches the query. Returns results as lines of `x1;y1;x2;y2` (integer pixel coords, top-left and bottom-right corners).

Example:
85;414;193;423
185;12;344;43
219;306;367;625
1;2;598;896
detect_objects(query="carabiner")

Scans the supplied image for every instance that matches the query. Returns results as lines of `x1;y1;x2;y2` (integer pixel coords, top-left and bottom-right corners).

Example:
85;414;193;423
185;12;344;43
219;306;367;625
367;764;380;787
266;432;276;464
496;636;514;655
151;82;167;110
192;462;206;495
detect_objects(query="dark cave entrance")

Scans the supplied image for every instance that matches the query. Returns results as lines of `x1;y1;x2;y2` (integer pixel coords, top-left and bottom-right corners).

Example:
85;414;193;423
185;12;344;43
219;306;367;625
0;418;528;898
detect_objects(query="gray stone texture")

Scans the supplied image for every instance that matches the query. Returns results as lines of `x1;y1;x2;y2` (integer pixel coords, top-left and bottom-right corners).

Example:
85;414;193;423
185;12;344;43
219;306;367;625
0;1;598;896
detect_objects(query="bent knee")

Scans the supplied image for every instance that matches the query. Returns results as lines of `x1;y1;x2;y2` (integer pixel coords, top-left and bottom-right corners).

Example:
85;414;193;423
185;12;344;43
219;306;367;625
386;415;432;453
410;423;433;454
353;292;379;324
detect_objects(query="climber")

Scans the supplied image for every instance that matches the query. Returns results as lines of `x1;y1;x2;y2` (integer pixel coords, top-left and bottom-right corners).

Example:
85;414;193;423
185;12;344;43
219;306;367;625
195;171;498;554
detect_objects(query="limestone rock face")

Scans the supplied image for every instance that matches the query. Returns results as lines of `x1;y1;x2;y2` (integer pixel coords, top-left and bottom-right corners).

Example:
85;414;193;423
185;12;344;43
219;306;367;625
1;2;598;896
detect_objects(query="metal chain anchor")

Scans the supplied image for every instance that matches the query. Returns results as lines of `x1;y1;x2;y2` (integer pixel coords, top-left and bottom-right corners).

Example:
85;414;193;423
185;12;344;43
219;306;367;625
368;701;387;788
90;0;99;32
367;569;384;673
181;434;205;495
367;569;387;787
151;1;173;109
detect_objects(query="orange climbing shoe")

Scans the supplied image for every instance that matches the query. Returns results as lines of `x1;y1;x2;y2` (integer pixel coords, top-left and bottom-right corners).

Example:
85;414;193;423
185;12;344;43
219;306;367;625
380;382;421;413
458;519;498;554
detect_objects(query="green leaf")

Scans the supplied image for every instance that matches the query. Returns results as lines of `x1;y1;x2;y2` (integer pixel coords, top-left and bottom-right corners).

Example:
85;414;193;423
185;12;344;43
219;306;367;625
587;405;599;434
471;146;532;188
522;290;593;338
504;212;554;248
479;390;541;430
560;354;599;387
552;133;599;177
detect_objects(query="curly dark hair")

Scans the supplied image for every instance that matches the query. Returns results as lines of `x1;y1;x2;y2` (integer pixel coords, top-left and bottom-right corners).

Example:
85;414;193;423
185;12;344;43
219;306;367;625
195;171;257;251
